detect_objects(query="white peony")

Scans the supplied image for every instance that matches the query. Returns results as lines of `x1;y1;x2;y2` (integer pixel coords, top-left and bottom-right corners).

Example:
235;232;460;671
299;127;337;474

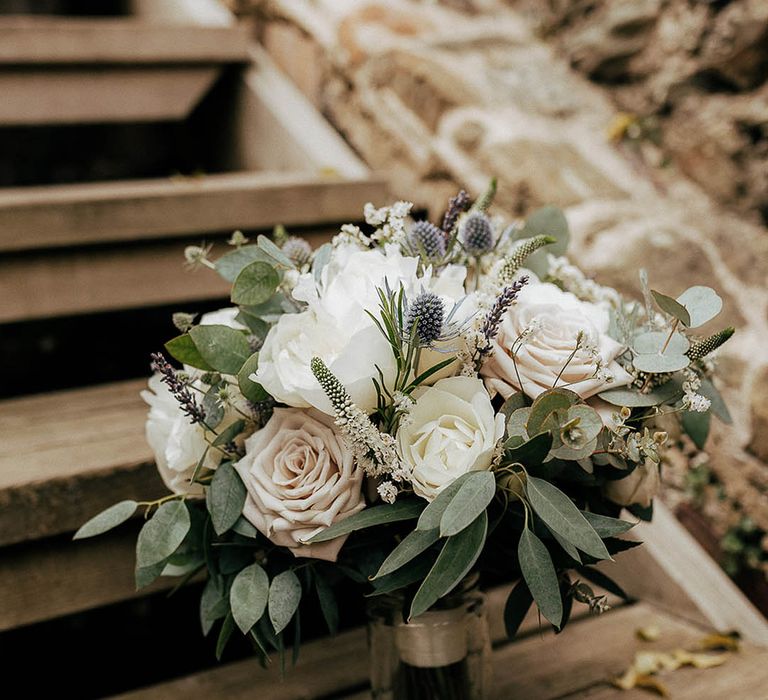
235;407;365;561
397;376;505;502
603;460;660;508
255;244;468;415
481;282;632;400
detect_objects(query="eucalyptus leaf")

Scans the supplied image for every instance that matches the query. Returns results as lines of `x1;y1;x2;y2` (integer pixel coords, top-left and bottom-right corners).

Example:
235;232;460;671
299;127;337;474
238;352;269;403
417;472;476;531
268;570;302;634
682;410;711;449
410;511;487;619
135;558;167;590
526;476;610;560
232;516;260;539
632;353;689;373
200;578;229;636
230;562;269;634
677;286;722;328
136;500;191;568
165;334;213;371
651;289;691;326
202;383;225;428
74;500;137;540
563;405;603;443
500;392;527;424
598;380;683;407
518;528;562;627
314;571;339;635
551;531;582;563
232;261;280;306
257;234;296;269
212;419;245;448
550;436;598;461
207;462;247;535
189;324;251;375
506;406;532;440
373;528;440;579
216;613;235;660
633;331;689;355
503;578;533;638
440;471;496;536
526;389;578;436
307;499;424;543
313;243;332;284
216;245;271;283
580;511;635;537
699;377;732;424
503;432;553;467
369;553;436;596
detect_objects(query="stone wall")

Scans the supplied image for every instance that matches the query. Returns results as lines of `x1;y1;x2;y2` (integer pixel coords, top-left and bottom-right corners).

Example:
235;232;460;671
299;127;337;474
241;0;768;579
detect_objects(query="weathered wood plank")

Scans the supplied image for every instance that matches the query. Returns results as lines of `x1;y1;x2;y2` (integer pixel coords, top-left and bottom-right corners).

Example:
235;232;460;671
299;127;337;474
0;19;250;64
0;66;221;125
0;173;385;252
0;380;164;546
0;525;177;632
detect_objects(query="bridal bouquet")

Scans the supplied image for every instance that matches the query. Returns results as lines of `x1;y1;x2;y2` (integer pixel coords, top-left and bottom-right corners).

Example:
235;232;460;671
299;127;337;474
76;182;733;687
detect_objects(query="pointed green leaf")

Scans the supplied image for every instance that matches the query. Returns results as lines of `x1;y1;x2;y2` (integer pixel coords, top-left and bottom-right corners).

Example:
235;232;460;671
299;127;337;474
200;578;229;636
230;562;269;634
598;380;683;407
580;511;635;537
135;558;167;590
216;613;236;660
503;432;553;466
369;554;437;596
306;499;424;543
682;409;711;449
74;500;137;540
238;352;269;403
212;419;245;448
410;511;487;619
440;471;496;536
268;570;302;634
526;476;610;560
518;528;562;627
417;472;475;531
165;334;214;371
699;377;732;424
136;500;191;568
257;234;296;269
677;286;722;328
189;324;251;375
504;578;534;638
207;462;247;535
552;531;581;563
651;289;691;326
314;571;339;635
373;528;440;580
232;261;280;306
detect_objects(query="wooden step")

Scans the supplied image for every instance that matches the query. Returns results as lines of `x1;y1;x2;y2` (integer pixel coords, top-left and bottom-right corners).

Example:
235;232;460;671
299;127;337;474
111;601;768;700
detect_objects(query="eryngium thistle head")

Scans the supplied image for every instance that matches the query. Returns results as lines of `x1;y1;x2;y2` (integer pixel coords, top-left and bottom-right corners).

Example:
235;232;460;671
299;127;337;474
686;327;735;361
405;291;445;346
408;221;446;260
459;212;494;255
281;236;313;267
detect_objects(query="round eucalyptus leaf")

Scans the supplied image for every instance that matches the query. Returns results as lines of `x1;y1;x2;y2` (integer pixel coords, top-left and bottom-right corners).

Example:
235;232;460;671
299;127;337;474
632;353;690;373
677;286;723;328
633;331;689;355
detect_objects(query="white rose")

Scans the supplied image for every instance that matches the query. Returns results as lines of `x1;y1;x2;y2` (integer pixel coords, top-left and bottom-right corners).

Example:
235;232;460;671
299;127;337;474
235;408;365;561
198;307;247;330
481;282;632;400
398;376;505;502
142;374;243;496
603;459;660;508
255;245;468;415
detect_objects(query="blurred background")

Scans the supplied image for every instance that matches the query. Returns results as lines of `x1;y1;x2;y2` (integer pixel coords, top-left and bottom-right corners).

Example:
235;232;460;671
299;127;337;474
0;0;765;696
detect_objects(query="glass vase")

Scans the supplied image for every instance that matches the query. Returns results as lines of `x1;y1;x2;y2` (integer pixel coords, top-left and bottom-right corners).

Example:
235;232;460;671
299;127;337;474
366;576;491;700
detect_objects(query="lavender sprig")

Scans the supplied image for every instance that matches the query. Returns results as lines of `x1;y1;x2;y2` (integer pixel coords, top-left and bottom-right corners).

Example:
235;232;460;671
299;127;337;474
478;276;529;355
441;189;471;235
150;352;206;425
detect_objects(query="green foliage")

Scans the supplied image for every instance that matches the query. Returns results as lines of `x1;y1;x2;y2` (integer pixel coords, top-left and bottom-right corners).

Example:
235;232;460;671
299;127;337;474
165;334;214;371
230;562;269;634
232;261;280;306
439;471;496;537
216;613;236;660
676;286;722;328
598;380;683;407
135;559;168;590
189;324;251;375
73;500;137;540
410;511;488;619
373;528;440;580
699;377;732;424
212;419;245;448
238;352;269;403
682;409;711;449
526;389;578;436
257;234;296;269
369;555;436;596
216;245;272;282
314;569;339;635
512;206;569;278
579;511;635;537
136;500;191;568
633;331;689;355
526;476;610;560
417;472;476;531
651;289;691;326
307;499;424;543
518;527;562;628
503;578;533;638
200;578;229;636
503;432;553;467
207;462;247;535
268;570;302;634
202;382;225;428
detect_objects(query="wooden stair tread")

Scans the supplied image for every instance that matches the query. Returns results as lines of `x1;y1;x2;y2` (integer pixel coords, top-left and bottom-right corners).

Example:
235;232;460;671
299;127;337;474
111;602;766;700
0;379;162;546
0;18;250;64
0;173;387;252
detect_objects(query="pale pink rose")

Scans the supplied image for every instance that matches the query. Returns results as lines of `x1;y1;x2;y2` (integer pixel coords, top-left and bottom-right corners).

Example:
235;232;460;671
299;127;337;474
235;408;365;561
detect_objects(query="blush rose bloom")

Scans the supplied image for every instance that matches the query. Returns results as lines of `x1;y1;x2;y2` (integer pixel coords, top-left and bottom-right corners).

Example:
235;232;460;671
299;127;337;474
397;376;505;502
603;460;660;508
481;282;632;400
235;408;365;561
142;308;248;496
254;243;468;416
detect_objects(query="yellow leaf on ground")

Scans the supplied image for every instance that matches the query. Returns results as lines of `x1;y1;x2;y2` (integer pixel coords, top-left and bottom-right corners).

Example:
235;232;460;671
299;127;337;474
636;624;661;642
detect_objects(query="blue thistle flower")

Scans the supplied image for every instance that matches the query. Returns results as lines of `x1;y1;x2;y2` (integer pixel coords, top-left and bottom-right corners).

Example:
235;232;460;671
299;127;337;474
408;220;446;261
281;236;312;266
459;212;494;255
405;291;445;347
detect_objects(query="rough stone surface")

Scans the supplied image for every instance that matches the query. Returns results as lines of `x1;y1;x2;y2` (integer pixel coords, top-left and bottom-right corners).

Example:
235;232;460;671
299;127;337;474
246;0;768;576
